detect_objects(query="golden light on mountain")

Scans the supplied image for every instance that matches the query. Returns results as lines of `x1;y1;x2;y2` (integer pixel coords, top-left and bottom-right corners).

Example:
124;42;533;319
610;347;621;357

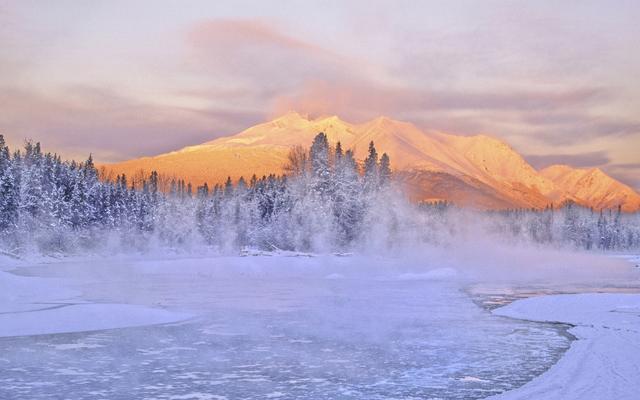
102;113;640;211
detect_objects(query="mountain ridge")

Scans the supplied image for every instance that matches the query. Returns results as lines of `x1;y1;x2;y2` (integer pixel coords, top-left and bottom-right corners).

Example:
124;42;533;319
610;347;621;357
101;112;640;211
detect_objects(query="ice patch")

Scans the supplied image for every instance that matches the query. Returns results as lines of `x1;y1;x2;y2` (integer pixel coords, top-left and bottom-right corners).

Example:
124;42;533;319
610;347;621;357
0;303;192;338
397;268;458;280
55;368;95;376
459;376;489;383
52;342;105;351
169;394;227;400
200;324;244;336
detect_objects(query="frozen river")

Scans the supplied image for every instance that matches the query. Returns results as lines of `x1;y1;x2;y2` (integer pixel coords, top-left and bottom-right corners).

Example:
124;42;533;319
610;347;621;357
0;254;634;400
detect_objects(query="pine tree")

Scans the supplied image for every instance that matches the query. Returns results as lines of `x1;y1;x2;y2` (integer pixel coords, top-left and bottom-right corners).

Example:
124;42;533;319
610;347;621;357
3;131;636;256
224;177;234;197
0;136;16;232
364;141;379;190
379;153;391;185
310;133;331;195
149;171;159;200
0;158;19;233
335;141;343;162
0;135;9;174
333;149;363;246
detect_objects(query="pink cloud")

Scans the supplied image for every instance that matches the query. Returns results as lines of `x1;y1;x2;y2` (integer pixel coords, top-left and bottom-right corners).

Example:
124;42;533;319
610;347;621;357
270;79;608;122
0;85;261;162
185;19;352;89
188;19;328;56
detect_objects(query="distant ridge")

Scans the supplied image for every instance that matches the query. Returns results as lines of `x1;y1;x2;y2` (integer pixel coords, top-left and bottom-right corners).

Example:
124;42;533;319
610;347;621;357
102;112;640;211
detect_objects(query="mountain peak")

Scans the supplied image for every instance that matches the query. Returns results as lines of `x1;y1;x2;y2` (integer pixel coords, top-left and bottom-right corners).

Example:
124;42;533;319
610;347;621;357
541;165;607;180
103;114;640;211
318;114;341;122
366;115;409;127
271;111;311;124
541;164;640;211
586;167;606;176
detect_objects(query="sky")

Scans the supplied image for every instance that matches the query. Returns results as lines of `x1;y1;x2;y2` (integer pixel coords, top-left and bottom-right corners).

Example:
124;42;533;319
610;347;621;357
1;0;639;189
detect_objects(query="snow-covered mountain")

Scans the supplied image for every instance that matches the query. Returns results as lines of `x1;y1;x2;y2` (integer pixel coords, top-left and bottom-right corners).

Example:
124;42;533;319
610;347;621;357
102;112;640;211
541;165;640;212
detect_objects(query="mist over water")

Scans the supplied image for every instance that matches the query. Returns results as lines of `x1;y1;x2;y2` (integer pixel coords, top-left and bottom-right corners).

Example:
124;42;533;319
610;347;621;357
3;244;637;399
1;137;639;399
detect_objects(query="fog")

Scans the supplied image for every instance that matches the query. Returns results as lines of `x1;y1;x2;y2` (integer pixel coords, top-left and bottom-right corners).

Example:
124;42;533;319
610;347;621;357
2;136;640;399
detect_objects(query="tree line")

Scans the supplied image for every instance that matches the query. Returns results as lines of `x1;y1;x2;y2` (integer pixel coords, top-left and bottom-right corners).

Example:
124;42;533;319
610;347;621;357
1;133;639;256
0;133;394;255
419;200;640;251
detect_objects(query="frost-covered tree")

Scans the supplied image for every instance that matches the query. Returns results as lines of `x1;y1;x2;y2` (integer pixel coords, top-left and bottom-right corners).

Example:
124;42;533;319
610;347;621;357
0;136;18;234
363;141;379;191
379;153;391;186
1;135;639;257
310;132;331;196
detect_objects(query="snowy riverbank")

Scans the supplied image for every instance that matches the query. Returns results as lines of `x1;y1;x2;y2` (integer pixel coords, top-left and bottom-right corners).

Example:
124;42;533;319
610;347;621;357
490;281;640;399
0;261;192;337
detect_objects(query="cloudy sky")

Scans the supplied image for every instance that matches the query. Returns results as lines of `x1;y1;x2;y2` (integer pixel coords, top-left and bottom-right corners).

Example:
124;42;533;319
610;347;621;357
1;0;639;189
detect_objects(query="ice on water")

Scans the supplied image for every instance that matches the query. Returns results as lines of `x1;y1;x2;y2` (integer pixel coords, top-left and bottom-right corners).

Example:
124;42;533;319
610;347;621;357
0;256;572;400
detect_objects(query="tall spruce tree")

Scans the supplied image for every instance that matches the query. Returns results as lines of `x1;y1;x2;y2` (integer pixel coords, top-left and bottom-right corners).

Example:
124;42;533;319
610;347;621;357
310;132;331;195
364;141;379;190
379;153;391;185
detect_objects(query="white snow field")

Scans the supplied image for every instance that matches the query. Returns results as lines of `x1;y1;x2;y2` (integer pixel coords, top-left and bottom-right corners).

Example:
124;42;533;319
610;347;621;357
0;249;638;399
491;293;640;400
0;269;192;337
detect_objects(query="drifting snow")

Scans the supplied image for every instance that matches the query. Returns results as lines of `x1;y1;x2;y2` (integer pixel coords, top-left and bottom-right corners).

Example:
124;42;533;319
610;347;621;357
491;292;640;400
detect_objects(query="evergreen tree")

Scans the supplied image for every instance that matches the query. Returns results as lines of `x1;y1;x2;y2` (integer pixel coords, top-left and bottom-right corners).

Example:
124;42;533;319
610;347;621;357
0;135;9;174
335;141;343;162
224;177;234;197
364;141;379;190
309;133;331;195
2;132;637;256
379;153;391;185
0;159;19;233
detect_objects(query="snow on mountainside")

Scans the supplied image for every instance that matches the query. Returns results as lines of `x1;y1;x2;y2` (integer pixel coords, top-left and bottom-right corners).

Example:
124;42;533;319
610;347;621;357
541;165;640;212
102;112;640;211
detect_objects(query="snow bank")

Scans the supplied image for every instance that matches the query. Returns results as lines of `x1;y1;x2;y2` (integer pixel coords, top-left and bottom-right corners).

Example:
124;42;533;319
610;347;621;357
0;270;77;313
490;293;640;400
0;269;192;338
0;303;192;337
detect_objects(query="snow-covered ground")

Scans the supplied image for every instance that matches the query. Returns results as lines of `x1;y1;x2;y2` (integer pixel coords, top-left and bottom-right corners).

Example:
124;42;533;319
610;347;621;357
0;268;192;337
491;293;640;400
493;256;640;400
0;249;638;399
488;253;640;400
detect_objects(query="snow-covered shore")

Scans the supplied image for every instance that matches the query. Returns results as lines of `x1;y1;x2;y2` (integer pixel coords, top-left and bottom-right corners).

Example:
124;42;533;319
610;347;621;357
0;265;192;338
490;291;640;399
